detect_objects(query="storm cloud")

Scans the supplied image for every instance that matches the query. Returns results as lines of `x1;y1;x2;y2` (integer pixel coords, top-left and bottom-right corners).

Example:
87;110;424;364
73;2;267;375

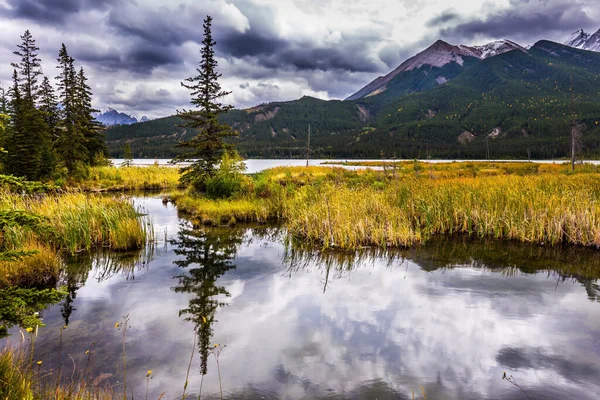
0;0;599;118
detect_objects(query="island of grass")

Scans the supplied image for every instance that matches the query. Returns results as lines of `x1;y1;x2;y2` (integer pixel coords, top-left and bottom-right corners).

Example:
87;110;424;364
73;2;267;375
169;161;600;250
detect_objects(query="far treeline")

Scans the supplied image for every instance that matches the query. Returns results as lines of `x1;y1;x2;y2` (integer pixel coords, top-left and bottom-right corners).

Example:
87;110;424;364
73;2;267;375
0;30;107;181
106;41;600;160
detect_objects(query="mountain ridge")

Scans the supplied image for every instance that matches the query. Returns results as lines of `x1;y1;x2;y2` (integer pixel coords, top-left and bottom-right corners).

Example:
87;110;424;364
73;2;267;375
105;36;600;160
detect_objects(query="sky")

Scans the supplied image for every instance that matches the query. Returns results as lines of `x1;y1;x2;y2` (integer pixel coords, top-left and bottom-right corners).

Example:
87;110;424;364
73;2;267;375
0;0;599;119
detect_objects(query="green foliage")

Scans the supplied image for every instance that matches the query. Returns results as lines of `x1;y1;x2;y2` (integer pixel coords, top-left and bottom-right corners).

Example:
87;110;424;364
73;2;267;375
0;174;57;194
0;287;66;337
204;151;248;199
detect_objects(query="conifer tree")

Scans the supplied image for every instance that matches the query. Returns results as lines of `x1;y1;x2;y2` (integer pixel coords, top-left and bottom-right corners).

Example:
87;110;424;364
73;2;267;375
172;15;238;190
122;142;133;167
75;67;107;164
0;85;8;114
39;76;60;141
11;30;42;103
55;44;88;174
5;31;54;180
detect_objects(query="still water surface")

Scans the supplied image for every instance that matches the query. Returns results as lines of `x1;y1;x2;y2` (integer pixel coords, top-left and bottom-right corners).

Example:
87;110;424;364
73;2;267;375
110;159;600;174
12;195;600;399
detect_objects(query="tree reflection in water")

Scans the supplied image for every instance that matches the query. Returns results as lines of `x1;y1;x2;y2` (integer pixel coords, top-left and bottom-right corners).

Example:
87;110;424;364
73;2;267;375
171;222;243;375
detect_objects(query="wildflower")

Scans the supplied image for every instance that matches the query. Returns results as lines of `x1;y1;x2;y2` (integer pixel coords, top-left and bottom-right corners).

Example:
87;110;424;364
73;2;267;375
36;361;42;366
114;322;120;328
214;344;218;348
202;316;207;324
147;370;153;377
85;350;90;355
26;327;33;333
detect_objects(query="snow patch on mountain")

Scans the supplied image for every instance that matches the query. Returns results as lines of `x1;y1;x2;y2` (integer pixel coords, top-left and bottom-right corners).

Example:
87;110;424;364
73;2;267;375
467;40;525;59
564;28;600;52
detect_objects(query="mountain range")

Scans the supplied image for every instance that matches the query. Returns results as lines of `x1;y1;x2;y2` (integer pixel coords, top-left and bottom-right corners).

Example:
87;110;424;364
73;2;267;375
94;108;150;126
105;29;600;159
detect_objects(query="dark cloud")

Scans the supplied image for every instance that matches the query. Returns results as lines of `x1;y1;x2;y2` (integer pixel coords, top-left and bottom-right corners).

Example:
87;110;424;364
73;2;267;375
427;11;460;27
219;31;289;58
4;0;114;23
440;1;597;43
2;0;599;117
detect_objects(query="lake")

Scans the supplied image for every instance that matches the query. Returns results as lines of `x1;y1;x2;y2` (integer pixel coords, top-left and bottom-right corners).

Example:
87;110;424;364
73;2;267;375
110;159;600;174
5;195;600;399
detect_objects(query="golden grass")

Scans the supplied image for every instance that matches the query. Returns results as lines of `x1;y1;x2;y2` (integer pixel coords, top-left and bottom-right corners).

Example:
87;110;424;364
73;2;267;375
0;240;61;287
0;191;151;287
171;164;600;250
285;174;600;249
80;166;181;191
0;192;149;254
172;190;272;225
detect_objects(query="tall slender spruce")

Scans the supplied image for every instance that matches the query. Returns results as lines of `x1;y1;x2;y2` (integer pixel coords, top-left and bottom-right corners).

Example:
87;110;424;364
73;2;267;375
11;30;42;103
172;15;237;190
55;44;88;174
76;67;107;164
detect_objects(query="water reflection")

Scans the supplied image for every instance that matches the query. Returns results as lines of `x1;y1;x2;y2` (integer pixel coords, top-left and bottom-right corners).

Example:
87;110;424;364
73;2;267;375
4;197;600;400
171;222;240;374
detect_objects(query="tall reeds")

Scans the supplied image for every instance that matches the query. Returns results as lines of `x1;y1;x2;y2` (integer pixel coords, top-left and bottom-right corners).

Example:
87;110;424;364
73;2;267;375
284;174;600;249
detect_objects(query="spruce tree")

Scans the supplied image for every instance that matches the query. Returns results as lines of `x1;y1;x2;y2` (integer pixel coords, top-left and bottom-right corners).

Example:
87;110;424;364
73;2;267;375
75;67;107;164
122;142;133;167
0;85;8;114
55;44;88;174
5;31;54;180
39;76;60;141
172;15;237;190
11;30;42;103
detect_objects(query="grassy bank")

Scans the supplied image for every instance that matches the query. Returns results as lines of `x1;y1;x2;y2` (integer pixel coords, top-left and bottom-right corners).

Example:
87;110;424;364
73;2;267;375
76;165;181;191
171;163;600;250
0;191;151;287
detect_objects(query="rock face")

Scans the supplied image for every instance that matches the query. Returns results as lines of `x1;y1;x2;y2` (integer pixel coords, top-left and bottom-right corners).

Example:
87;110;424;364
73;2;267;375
564;28;600;52
458;131;476;144
347;39;525;100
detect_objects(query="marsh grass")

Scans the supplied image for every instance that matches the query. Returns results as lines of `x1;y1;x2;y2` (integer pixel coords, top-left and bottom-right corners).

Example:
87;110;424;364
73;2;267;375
172;164;600;250
0;192;149;254
80;166;182;191
0;191;152;288
286;174;600;249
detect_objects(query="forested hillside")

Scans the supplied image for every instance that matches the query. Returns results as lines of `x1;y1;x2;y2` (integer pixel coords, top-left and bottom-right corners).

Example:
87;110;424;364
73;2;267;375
107;40;600;159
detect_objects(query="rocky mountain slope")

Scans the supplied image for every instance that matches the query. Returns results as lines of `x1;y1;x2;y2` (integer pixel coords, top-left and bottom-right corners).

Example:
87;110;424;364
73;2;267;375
346;39;524;100
94;108;139;126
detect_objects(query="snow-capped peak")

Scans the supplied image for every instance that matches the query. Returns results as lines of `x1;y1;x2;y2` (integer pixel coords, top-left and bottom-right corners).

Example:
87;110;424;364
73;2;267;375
564;28;600;52
465;40;526;59
565;29;590;49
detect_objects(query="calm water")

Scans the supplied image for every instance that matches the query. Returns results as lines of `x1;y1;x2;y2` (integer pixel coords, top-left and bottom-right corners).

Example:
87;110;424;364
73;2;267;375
6;195;600;399
110;159;600;173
